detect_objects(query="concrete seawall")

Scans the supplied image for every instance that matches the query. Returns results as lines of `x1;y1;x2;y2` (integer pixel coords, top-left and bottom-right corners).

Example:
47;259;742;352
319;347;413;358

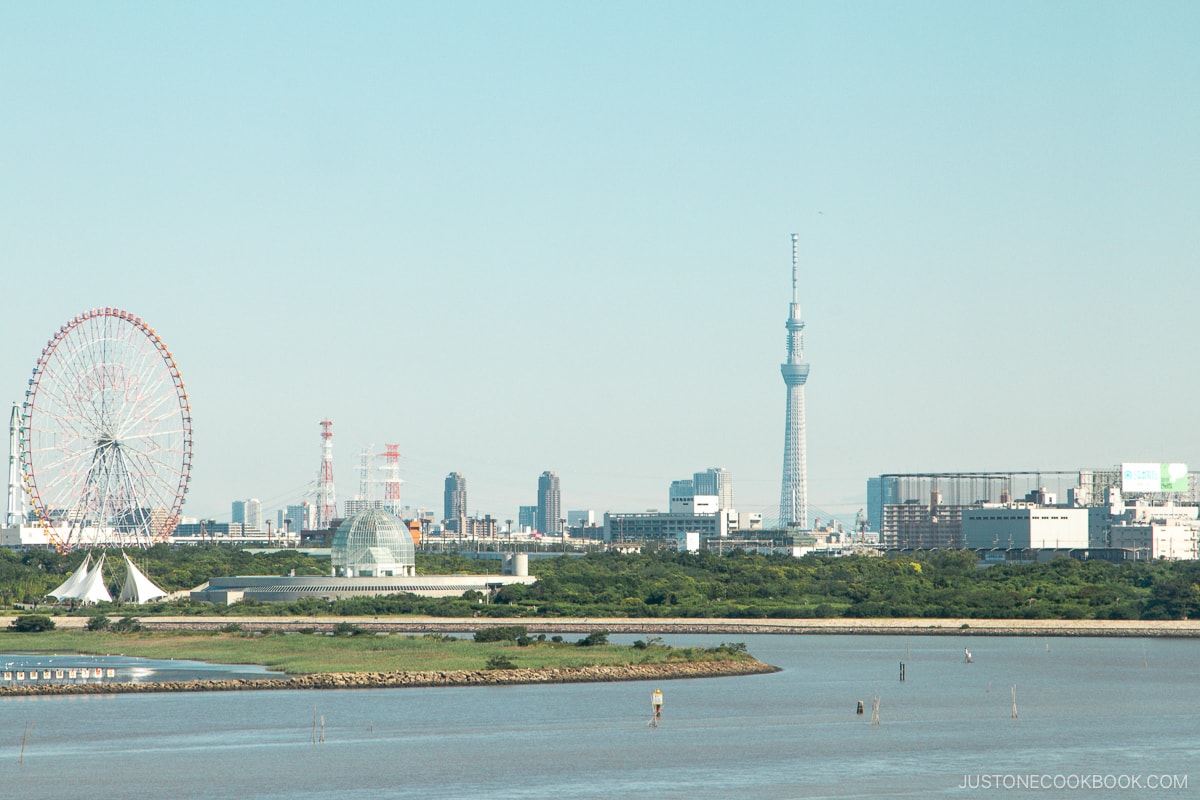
0;659;778;698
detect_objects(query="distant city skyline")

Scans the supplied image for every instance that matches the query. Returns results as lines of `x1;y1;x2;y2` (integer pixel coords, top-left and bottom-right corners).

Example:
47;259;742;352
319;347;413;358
4;4;1196;527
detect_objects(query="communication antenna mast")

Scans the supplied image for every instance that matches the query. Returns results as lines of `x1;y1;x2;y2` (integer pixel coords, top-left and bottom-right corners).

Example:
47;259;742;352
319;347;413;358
315;419;337;527
378;444;403;516
357;444;374;502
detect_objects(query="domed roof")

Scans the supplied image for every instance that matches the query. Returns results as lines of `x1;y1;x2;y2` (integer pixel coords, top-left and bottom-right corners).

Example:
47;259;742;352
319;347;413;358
331;508;415;572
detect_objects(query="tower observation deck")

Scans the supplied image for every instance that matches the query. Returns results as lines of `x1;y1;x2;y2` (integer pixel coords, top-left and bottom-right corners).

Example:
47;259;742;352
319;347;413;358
779;233;810;529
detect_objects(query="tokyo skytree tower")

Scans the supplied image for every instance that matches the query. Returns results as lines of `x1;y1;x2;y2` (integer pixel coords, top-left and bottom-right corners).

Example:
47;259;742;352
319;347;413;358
779;233;810;529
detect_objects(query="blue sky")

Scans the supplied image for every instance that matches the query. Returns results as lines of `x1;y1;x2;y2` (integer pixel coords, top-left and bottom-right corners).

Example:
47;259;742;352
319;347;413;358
2;2;1197;527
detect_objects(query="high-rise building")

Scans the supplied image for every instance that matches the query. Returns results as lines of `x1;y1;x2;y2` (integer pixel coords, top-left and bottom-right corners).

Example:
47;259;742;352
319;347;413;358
444;472;467;522
779;234;810;529
866;476;900;535
694;468;733;510
233;499;262;530
245;498;262;531
536;471;562;535
285;502;313;534
518;505;537;532
669;479;695;513
567;510;596;527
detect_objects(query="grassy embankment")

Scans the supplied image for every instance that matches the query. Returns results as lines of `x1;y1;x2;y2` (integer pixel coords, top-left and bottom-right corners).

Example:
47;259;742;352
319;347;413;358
0;629;754;676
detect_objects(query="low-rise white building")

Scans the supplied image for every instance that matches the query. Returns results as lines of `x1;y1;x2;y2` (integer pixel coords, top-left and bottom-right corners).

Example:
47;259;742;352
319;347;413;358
0;525;51;548
962;506;1089;550
1110;522;1198;560
604;511;728;547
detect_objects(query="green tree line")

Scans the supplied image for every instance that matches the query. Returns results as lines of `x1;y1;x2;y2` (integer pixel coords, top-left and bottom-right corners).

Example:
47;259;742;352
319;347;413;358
4;546;1200;620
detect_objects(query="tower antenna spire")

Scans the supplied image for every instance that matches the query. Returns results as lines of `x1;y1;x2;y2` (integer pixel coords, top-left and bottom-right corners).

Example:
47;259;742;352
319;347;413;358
791;232;800;308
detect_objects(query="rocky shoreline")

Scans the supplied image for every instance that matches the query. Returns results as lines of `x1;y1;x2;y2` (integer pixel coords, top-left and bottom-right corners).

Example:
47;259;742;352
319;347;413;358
0;658;778;698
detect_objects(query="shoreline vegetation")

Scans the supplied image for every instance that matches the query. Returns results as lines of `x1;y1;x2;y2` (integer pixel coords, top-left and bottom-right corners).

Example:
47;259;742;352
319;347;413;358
0;626;775;697
10;548;1200;622
14;615;1200;637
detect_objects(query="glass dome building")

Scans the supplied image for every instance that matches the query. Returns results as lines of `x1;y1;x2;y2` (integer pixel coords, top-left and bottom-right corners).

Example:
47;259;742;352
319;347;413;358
330;508;416;577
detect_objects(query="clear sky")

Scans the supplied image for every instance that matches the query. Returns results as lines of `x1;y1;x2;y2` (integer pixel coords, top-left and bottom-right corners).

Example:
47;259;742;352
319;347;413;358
3;2;1197;528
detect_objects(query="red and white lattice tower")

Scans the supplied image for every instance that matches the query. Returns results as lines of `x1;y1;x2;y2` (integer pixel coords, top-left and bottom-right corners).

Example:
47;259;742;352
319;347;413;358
315;419;337;528
378;443;403;516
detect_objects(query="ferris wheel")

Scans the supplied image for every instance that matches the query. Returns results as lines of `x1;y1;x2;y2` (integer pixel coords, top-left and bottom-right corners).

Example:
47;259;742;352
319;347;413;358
20;308;193;552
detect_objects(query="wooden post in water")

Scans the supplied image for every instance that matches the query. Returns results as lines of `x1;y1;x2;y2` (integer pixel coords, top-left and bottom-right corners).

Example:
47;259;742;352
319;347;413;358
1011;685;1018;720
899;662;905;682
18;721;32;764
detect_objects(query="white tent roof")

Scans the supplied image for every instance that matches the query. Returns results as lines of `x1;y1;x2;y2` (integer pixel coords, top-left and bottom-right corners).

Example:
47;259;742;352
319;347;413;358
119;553;167;604
48;554;92;601
73;553;113;605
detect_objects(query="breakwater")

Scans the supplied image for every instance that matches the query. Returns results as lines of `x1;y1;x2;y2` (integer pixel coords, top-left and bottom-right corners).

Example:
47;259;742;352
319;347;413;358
0;658;777;698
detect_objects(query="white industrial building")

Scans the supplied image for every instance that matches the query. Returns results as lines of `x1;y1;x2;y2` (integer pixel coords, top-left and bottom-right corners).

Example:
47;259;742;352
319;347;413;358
962;507;1089;550
604;510;729;547
1110;522;1198;560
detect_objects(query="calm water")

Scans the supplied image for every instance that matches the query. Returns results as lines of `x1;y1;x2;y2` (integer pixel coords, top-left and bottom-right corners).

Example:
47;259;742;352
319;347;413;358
2;634;1197;799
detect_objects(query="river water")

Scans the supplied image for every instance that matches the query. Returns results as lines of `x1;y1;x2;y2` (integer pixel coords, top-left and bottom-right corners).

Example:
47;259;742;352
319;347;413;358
2;634;1196;799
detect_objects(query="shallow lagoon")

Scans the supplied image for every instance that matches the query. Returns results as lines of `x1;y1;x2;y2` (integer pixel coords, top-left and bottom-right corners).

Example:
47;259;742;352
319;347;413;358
3;634;1196;799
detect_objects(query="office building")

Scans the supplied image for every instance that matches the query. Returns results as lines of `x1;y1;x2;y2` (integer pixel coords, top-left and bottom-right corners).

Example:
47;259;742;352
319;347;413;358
694;468;733;510
537;471;562;535
518;505;537;533
444;473;467;522
284;502;313;534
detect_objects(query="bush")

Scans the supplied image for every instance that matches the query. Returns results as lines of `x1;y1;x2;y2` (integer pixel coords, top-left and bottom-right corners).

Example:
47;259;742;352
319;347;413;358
112;617;143;632
9;615;56;632
85;615;111;631
219;622;243;633
576;630;609;647
332;621;365;636
484;655;517;670
474;625;528;643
